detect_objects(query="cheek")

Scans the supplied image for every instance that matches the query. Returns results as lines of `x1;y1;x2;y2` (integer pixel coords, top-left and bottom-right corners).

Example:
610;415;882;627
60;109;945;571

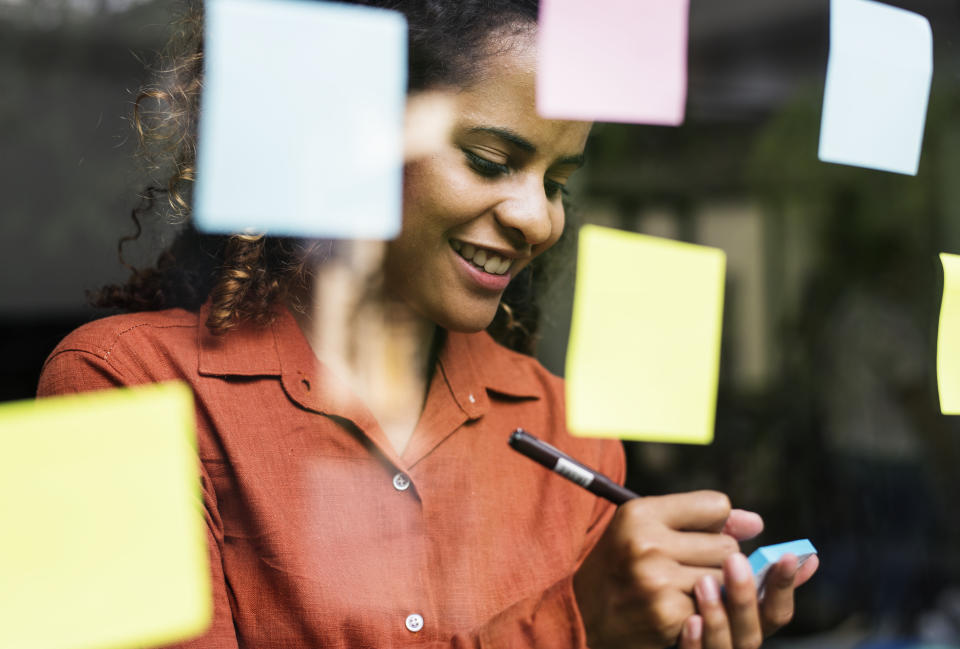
402;156;490;242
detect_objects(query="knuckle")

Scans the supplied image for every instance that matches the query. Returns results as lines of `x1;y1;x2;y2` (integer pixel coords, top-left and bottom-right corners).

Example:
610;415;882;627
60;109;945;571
649;596;685;634
626;535;662;559
620;498;651;526
705;490;732;516
629;559;669;595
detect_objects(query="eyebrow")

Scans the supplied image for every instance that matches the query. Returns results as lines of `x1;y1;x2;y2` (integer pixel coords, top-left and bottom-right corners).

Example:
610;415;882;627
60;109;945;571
466;126;586;169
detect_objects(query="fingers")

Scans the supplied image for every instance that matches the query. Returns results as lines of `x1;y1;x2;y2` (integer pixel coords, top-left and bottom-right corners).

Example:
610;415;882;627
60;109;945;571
679;615;704;649
628;551;725;596
628;530;741;568
627;491;733;532
759;554;800;636
722;554;764;649
694;575;733;649
795;554;819;587
613;495;742;575
722;510;764;541
691;551;814;647
694;554;766;649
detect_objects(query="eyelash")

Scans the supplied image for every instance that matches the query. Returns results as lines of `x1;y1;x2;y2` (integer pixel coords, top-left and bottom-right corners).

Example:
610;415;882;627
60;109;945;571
463;149;569;200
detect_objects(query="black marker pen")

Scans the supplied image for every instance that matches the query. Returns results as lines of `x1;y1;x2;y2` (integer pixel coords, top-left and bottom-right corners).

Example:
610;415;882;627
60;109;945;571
508;428;638;505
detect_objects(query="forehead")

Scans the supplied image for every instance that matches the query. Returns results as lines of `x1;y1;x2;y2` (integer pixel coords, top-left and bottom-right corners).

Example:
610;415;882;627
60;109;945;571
453;33;591;157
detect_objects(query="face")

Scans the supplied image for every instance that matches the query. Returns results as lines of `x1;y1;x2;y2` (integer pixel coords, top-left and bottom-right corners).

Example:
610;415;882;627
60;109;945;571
383;30;592;332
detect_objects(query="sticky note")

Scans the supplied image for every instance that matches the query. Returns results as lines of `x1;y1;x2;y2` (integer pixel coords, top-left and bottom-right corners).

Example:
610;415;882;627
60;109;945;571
195;0;407;238
818;0;933;175
938;253;960;414
749;539;818;598
537;0;688;125
565;225;725;444
0;382;211;649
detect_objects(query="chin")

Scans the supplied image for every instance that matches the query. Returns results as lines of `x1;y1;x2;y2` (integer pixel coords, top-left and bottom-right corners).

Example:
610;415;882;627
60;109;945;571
429;306;498;334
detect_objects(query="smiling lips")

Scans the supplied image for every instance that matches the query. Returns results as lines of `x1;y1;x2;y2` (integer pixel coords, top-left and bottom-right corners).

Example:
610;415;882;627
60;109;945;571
450;240;513;275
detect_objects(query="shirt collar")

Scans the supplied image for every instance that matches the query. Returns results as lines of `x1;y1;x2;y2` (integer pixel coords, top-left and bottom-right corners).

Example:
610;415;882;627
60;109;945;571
438;329;542;420
196;302;282;377
197;301;543;414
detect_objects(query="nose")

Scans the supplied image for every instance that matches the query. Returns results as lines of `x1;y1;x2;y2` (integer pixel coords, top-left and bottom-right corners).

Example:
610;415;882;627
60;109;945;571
492;176;555;248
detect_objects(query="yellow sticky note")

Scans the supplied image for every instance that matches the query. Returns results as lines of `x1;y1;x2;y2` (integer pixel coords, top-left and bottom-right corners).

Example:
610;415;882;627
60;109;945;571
566;225;726;443
0;382;211;649
937;253;960;414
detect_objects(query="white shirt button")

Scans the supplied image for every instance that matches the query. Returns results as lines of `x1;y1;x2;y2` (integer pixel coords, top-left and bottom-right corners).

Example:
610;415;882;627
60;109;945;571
392;472;411;491
405;613;424;632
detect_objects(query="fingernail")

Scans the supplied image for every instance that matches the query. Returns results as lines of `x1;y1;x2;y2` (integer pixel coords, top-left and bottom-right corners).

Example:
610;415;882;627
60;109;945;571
728;552;752;584
696;575;720;603
685;615;703;641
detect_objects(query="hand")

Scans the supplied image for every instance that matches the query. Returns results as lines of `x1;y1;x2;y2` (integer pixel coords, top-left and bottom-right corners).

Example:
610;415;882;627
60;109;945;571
677;552;820;649
573;491;759;649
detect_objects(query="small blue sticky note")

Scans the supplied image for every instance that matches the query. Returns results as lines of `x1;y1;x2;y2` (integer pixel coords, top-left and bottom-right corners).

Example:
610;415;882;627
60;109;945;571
195;0;407;238
749;539;818;598
818;0;933;176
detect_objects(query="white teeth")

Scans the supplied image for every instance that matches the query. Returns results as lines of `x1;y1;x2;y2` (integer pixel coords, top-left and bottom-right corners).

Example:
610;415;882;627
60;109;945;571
452;240;512;275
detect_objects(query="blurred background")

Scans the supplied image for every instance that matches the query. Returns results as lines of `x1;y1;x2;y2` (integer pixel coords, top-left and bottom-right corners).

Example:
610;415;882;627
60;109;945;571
4;0;960;646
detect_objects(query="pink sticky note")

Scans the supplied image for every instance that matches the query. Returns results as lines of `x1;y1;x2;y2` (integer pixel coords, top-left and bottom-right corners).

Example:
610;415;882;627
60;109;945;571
537;0;689;125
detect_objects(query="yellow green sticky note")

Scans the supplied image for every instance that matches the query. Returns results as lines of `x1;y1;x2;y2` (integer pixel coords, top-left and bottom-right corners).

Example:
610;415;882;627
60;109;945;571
565;225;726;444
0;382;211;649
937;253;960;414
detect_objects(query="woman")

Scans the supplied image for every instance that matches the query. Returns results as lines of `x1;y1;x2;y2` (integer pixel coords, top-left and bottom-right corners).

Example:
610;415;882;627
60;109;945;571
38;1;817;647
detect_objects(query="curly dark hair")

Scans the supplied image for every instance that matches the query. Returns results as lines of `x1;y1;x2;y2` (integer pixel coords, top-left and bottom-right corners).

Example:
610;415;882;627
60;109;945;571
96;0;575;354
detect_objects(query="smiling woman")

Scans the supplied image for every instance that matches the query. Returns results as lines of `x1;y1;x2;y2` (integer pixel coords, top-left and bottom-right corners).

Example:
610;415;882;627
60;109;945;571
37;1;815;648
387;38;590;332
90;0;571;356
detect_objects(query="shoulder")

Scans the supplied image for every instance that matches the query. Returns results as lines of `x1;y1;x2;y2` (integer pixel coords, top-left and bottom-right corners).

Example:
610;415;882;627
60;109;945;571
47;309;199;358
39;309;201;396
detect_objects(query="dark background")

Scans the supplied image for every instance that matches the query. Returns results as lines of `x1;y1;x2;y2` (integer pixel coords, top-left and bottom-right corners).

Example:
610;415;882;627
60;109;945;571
4;0;960;645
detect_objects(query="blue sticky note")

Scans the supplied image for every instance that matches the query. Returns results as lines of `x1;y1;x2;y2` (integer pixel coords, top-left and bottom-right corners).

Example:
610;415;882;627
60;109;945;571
818;0;933;176
195;0;407;238
749;539;818;597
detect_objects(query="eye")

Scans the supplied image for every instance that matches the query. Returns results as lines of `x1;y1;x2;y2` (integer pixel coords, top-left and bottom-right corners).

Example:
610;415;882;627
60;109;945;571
463;149;509;178
544;178;569;200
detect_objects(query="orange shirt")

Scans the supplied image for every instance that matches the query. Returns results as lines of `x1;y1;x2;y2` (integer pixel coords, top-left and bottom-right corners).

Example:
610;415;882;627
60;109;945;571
38;305;624;648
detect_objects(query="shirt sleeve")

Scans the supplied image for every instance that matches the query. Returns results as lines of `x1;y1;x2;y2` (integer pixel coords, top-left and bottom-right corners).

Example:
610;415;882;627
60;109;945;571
37;349;242;649
444;440;626;649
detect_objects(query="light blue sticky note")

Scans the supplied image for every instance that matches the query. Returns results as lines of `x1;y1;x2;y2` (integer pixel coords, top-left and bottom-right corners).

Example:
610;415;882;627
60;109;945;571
749;539;817;598
818;0;932;176
195;0;407;238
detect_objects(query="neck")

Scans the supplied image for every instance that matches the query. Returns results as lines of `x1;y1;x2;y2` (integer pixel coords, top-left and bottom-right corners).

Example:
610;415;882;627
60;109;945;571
290;249;437;456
